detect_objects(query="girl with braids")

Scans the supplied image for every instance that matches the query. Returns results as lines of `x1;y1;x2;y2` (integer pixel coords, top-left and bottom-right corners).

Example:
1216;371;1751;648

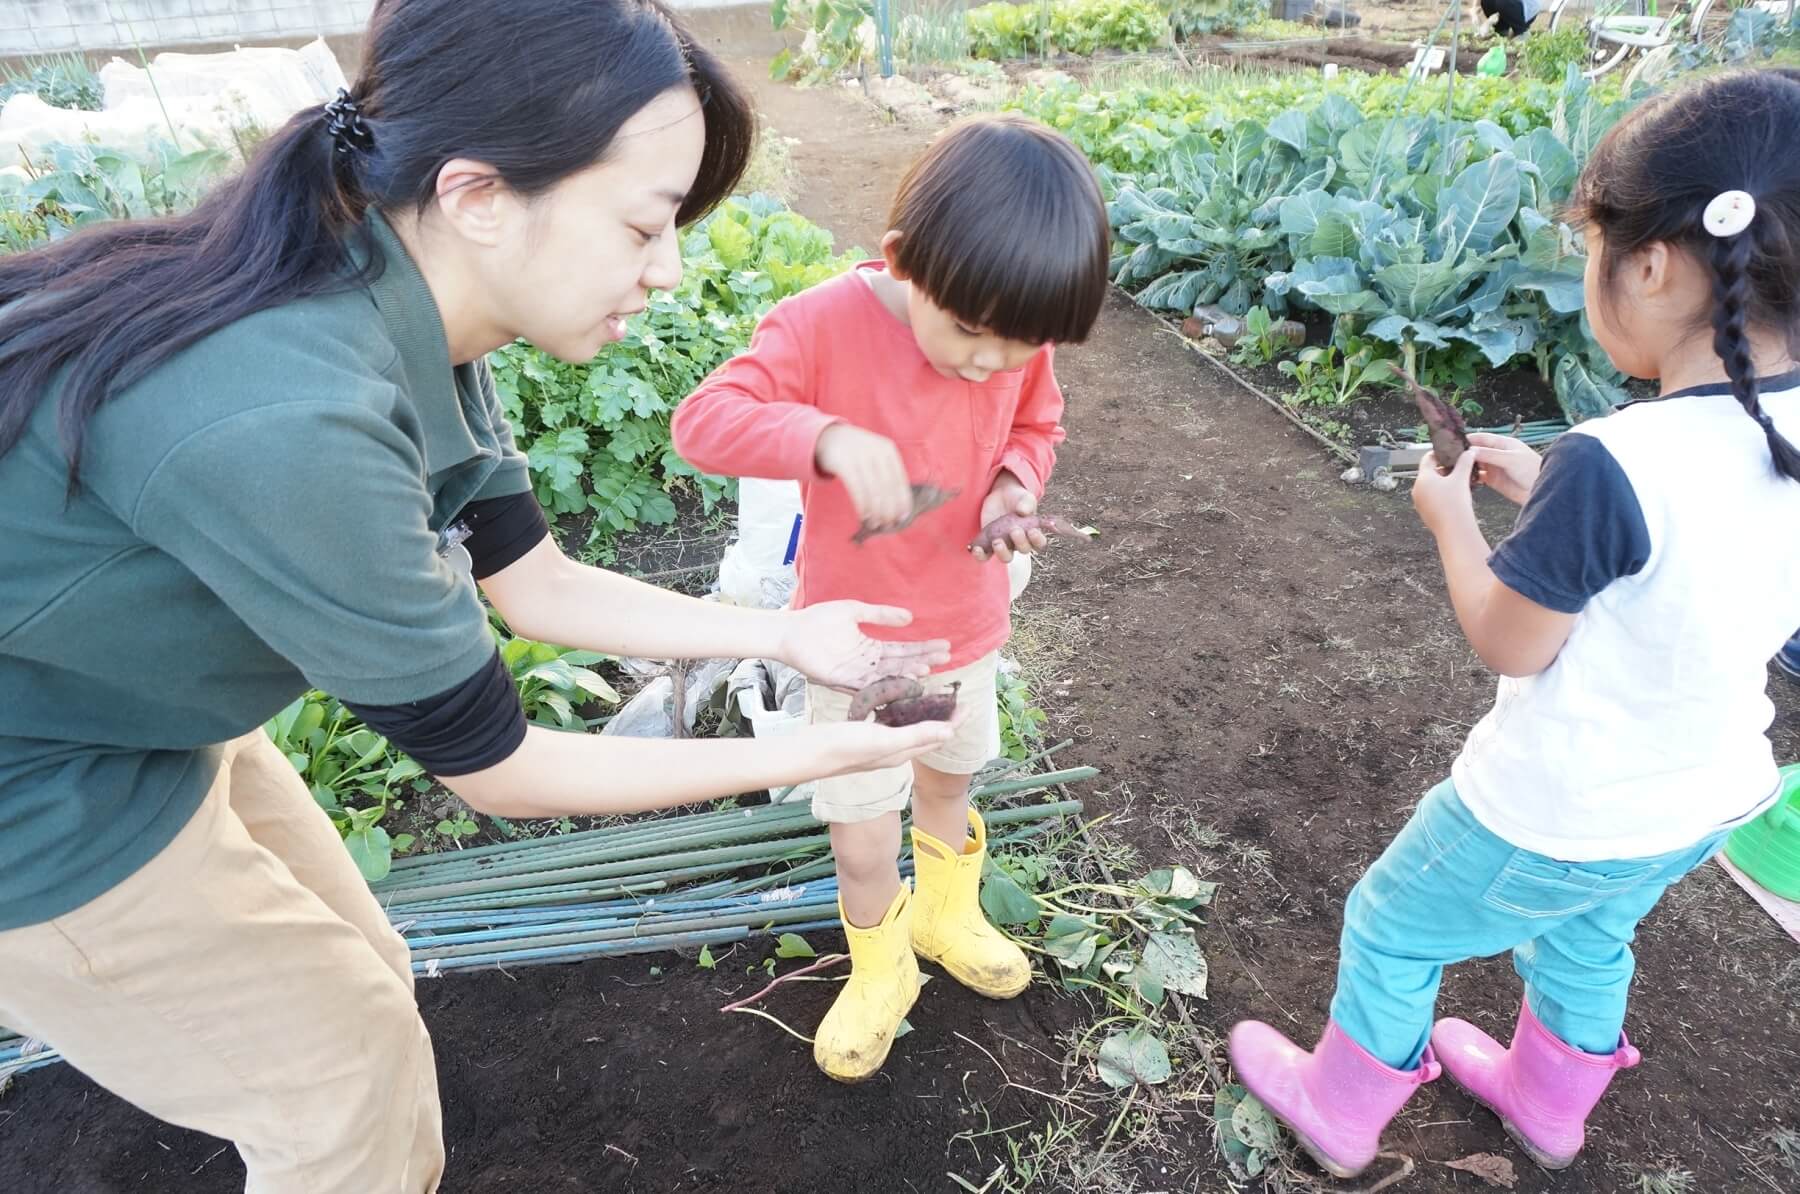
1228;69;1800;1180
0;1;957;1188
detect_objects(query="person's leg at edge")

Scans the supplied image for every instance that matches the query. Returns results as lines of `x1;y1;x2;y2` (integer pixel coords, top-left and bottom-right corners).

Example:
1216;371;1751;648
0;746;444;1193
1774;628;1800;682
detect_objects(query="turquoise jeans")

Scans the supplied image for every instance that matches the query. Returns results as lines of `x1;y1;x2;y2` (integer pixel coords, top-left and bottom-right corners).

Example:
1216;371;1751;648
1330;781;1726;1069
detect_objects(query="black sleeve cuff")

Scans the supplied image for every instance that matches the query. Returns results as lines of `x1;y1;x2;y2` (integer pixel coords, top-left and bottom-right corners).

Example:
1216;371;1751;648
343;648;528;776
459;491;550;580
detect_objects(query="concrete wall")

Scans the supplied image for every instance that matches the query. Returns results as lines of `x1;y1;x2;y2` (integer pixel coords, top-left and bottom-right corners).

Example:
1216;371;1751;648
3;0;757;58
5;1;370;55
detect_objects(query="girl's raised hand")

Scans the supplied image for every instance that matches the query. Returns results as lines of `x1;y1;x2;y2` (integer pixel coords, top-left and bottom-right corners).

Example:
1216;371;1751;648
1466;432;1542;505
1411;444;1480;536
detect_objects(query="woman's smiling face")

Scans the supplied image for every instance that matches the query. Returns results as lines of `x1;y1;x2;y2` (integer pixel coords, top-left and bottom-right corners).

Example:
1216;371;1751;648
482;86;707;363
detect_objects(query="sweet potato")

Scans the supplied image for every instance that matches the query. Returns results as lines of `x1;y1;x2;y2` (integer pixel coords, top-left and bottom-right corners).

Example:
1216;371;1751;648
1398;368;1470;476
847;676;924;722
967;513;1091;555
874;681;960;727
850;484;959;545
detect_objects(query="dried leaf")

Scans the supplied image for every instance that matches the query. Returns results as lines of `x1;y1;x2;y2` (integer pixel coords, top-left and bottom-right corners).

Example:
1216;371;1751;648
1043;914;1101;970
1140;866;1204;900
1139;929;1209;998
1230;1092;1281;1153
1212;1084;1269;1179
1095;1026;1172;1088
1444;1153;1517;1188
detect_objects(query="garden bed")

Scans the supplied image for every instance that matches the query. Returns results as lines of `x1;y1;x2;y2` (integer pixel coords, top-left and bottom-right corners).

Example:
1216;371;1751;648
4;953;1090;1192
1184;31;1485;75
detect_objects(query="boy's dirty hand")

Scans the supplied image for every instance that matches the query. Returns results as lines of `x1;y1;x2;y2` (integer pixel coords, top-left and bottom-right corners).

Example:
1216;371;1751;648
815;423;914;531
971;472;1046;563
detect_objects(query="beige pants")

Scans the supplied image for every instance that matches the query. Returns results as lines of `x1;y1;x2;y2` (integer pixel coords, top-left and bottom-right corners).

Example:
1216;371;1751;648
0;731;443;1193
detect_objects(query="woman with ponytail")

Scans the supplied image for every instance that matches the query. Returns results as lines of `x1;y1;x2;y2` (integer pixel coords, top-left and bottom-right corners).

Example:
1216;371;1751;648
0;2;957;1187
1228;70;1800;1179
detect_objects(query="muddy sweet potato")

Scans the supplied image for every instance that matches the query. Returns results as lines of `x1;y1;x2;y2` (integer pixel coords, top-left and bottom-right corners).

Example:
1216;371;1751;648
1398;368;1470;476
847;676;925;722
967;513;1091;555
851;484;959;545
874;682;960;727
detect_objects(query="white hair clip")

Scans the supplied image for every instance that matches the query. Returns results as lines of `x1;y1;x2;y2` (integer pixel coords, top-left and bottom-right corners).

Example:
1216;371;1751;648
1703;190;1756;238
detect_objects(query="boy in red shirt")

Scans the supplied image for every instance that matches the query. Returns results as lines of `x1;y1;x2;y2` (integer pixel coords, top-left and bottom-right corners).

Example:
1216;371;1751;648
673;115;1109;1081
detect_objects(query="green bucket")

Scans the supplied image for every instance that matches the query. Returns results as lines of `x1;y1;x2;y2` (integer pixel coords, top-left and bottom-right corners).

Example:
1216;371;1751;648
1725;763;1800;901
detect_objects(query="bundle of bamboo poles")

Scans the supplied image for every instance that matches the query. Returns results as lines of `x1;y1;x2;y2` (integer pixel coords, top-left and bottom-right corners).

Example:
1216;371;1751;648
1400;418;1571;448
0;1031;54;1081
0;750;1094;1083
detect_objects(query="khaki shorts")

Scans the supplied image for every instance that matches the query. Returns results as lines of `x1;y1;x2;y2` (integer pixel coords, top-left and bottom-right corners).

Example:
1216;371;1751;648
807;651;1003;824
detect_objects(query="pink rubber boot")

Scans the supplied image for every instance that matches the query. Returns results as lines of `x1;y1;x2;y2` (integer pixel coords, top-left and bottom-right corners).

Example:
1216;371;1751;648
1431;1000;1641;1170
1227;1019;1441;1179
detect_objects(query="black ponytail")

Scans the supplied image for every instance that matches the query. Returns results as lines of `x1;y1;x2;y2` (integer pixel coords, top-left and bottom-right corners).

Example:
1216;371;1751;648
0;0;753;489
1709;229;1800;480
1574;69;1800;482
0;111;365;489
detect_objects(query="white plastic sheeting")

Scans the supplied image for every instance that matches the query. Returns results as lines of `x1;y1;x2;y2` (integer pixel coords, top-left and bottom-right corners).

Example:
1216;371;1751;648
1;39;347;169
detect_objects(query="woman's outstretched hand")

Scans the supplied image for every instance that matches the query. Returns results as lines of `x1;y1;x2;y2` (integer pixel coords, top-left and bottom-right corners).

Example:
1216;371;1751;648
776;601;951;692
804;716;960;776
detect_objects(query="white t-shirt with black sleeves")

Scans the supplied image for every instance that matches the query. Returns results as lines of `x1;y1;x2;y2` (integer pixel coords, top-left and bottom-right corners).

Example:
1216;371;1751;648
1452;372;1800;861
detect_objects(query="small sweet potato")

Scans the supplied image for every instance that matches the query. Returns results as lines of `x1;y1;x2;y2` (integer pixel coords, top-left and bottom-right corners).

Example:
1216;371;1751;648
1398;367;1470;476
874;681;960;727
847;676;924;723
967;513;1090;555
851;484;959;545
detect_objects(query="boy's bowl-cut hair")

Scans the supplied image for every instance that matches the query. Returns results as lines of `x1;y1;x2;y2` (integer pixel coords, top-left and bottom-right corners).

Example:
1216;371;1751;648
887;114;1110;347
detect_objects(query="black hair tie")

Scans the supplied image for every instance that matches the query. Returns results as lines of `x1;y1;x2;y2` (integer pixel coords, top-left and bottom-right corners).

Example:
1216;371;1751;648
323;89;374;155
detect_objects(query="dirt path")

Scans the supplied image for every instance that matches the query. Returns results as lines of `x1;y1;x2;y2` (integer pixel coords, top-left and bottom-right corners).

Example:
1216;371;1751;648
4;25;1798;1194
718;33;1800;1194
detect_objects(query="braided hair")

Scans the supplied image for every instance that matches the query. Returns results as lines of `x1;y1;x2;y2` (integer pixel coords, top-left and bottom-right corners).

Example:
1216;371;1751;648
1574;70;1800;481
1710;223;1800;478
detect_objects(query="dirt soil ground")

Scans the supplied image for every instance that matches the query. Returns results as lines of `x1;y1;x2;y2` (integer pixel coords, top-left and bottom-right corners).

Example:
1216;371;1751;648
5;12;1800;1194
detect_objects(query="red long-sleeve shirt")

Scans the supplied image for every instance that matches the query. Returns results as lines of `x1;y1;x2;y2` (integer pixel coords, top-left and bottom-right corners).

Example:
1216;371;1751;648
672;265;1066;669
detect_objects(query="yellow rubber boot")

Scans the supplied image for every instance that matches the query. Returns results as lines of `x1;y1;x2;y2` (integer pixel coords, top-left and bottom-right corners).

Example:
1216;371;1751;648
814;884;922;1083
911;810;1031;999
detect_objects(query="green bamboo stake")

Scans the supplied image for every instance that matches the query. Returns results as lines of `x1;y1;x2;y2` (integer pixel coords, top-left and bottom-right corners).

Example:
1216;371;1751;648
384;798;814;872
389;802;1084;911
382;773;1091;898
375;803;823;889
409;899;836;960
381;832;843;903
